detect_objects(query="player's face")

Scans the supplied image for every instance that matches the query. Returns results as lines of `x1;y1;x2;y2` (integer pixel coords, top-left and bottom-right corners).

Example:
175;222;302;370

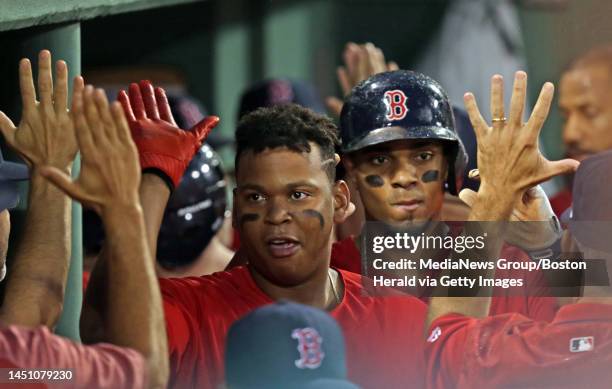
560;64;612;162
345;140;446;227
234;145;349;287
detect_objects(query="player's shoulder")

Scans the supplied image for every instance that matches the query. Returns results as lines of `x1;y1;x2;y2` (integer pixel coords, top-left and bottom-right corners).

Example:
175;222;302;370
333;236;357;250
339;269;427;313
159;266;255;300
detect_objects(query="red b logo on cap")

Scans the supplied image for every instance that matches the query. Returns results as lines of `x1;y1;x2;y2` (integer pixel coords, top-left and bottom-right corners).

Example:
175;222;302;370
292;327;324;369
384;90;408;120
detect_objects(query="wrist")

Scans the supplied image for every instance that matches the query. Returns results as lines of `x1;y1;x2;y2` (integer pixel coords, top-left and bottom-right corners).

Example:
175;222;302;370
29;167;72;198
101;204;144;230
470;183;517;221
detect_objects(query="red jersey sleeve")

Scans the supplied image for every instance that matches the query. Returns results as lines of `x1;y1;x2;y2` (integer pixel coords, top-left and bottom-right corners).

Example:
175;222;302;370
159;277;207;359
427;304;612;389
331;237;362;274
425;313;474;389
0;325;147;389
490;244;558;322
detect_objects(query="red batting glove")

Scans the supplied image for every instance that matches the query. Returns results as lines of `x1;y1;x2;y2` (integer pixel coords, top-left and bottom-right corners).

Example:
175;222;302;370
117;80;219;190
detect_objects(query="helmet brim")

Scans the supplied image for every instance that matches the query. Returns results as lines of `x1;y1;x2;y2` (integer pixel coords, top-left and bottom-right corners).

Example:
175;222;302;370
341;125;459;153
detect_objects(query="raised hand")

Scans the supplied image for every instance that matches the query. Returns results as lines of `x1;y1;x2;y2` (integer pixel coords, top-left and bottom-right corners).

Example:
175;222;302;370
459;175;561;250
118;80;219;189
0;50;81;170
326;42;399;117
464;71;579;201
40;86;141;216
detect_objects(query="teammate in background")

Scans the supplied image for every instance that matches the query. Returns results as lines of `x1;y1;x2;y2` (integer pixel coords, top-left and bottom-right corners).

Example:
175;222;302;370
426;84;612;389
225;300;359;389
238;78;326;120
552;44;612;216
333;69;564;321
327;42;398;242
156;143;232;277
82;100;428;389
0;50;168;388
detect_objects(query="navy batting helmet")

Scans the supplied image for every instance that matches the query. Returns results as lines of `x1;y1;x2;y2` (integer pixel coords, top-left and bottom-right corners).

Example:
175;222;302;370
156;143;228;269
340;70;468;195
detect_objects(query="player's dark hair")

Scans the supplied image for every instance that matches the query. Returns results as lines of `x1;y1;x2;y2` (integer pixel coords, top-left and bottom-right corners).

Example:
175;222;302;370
235;104;340;181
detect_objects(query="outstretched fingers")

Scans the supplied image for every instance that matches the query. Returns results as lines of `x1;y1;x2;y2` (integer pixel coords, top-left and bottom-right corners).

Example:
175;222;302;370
490;74;505;130
155;87;176;125
37;50;54;111
525;82;555;143
54;60;69;114
19;59;37;110
508;71;527;128
463;93;488;139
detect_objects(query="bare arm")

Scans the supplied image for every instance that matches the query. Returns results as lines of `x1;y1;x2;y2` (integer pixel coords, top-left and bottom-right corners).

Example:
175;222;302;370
0;51;80;328
42;86;169;388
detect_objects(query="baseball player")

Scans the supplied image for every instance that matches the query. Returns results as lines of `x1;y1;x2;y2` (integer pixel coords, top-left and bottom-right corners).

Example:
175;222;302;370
225;300;359;389
82;99;428;389
426;120;612;388
156;143;231;277
332;69;561;321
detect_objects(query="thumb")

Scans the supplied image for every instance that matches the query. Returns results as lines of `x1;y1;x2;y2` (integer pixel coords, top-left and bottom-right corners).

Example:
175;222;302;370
39;166;94;205
536;158;580;184
0;111;17;146
191;116;220;143
325;97;344;118
458;188;478;208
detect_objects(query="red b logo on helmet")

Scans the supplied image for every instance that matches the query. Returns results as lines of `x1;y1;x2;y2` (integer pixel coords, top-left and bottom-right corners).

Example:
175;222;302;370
292;327;325;369
384;90;408;120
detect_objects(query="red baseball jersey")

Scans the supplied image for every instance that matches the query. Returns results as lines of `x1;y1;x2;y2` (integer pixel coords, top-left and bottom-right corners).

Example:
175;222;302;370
0;325;148;389
551;187;572;218
425;303;612;389
331;236;557;322
159;266;427;389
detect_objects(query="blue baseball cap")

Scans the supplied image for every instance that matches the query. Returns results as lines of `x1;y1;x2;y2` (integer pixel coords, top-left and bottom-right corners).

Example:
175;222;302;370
225;300;360;389
237;78;326;120
0;148;28;211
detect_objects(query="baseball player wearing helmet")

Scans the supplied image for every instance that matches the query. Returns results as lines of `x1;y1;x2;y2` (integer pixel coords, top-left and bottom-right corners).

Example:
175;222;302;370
333;70;557;321
156;143;232;277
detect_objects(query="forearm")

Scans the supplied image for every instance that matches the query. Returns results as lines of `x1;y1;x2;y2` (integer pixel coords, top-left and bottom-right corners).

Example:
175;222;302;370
1;169;71;328
81;174;170;342
427;185;516;328
139;174;171;260
102;205;168;388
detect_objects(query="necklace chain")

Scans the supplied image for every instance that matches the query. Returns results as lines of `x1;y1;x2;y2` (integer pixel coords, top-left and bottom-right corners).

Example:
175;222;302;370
328;269;340;306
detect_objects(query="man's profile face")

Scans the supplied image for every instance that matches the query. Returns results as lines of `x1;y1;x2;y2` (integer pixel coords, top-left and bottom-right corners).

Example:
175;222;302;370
233;144;342;286
346;139;447;227
559;64;612;162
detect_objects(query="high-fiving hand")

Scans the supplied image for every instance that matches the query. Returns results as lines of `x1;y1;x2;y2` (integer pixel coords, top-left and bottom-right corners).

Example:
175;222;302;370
464;71;579;200
40;86;141;217
326;42;398;117
118;80;219;190
0;50;81;170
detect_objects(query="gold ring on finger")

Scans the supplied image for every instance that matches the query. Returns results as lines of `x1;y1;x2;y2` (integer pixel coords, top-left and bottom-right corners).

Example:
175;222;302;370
491;117;507;124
